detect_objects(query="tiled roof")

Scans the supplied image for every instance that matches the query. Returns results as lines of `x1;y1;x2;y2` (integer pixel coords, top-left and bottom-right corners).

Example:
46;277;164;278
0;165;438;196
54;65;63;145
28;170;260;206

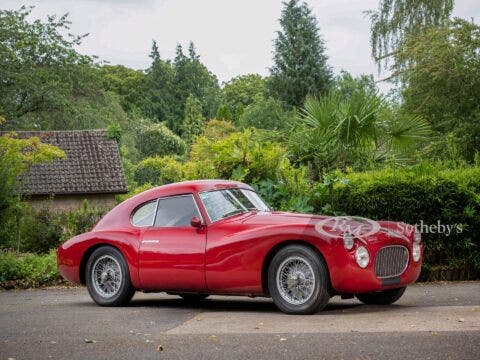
2;130;128;195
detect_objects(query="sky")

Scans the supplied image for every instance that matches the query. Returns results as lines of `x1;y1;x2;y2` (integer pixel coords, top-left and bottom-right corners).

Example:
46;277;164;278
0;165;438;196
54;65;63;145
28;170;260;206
2;0;480;93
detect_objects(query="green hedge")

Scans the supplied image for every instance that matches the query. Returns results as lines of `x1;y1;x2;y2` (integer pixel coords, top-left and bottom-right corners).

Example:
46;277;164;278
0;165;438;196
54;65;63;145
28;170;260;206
0;250;61;288
313;166;480;279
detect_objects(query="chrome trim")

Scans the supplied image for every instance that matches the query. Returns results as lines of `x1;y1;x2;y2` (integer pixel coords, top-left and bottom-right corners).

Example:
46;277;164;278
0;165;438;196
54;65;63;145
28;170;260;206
374;245;409;279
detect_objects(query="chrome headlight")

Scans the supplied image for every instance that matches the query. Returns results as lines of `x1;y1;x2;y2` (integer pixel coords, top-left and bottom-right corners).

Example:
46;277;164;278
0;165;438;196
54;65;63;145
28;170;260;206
414;229;422;243
412;243;421;262
355;246;370;268
343;232;354;250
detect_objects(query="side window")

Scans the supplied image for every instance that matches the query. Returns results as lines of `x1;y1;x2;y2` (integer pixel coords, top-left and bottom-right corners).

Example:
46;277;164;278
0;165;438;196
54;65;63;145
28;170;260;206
131;201;157;227
154;195;200;227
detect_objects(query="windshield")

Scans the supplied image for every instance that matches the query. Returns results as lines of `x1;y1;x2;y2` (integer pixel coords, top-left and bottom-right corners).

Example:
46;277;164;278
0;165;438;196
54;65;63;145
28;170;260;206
199;188;270;222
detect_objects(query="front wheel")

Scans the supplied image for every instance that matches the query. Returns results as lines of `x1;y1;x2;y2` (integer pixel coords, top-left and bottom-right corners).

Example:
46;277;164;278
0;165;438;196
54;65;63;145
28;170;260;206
85;246;135;306
268;245;330;314
356;287;406;305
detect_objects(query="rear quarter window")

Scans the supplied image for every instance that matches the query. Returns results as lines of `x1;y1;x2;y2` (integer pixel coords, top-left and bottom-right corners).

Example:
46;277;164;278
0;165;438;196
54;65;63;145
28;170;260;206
131;200;157;227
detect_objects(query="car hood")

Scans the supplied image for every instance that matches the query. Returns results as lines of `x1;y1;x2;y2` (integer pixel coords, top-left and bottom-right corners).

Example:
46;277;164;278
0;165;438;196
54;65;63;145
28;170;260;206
238;212;411;242
240;211;327;226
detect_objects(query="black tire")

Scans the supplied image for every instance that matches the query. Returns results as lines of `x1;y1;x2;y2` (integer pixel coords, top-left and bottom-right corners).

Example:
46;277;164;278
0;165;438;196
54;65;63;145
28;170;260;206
356;287;406;305
179;294;209;302
85;246;135;306
268;245;330;314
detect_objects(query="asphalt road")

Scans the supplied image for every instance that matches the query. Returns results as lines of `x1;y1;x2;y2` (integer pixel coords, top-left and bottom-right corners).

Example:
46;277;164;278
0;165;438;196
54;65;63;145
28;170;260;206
1;282;479;360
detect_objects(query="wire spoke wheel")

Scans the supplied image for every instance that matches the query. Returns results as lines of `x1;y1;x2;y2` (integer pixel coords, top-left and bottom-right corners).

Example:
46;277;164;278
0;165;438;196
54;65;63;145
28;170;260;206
276;256;315;305
92;255;122;298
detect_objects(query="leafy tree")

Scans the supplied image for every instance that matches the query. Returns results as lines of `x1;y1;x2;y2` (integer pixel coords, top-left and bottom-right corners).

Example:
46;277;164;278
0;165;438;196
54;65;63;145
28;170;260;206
215;104;233;121
238;97;293;130
396;19;480;161
223;74;265;120
172;43;220;131
367;0;453;70
269;0;332;107
181;94;205;144
0;6;120;130
136;121;186;158
0;122;65;247
99;65;145;112
333;71;377;98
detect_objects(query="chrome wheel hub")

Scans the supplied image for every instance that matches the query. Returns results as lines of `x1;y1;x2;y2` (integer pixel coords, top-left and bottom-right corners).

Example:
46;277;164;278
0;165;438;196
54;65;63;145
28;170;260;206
276;256;315;305
92;255;122;298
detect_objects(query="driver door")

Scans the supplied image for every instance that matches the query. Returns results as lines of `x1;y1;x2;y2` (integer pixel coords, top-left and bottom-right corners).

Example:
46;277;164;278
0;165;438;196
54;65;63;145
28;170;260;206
139;194;207;291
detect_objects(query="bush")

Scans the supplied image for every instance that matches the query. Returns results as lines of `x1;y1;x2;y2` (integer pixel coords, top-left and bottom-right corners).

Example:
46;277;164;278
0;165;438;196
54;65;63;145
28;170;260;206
0;250;61;288
237;97;293;130
136;122;186;158
19;207;64;254
313;165;480;279
13;201;107;254
134;156;184;185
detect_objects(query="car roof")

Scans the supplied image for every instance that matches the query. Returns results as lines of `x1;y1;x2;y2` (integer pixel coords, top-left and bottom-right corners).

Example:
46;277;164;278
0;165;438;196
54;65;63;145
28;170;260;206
139;180;254;199
93;180;254;231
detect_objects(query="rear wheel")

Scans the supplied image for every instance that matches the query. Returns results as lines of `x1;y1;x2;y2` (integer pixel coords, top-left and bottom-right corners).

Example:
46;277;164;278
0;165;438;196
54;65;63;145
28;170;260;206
268;245;330;314
86;246;135;306
356;287;406;305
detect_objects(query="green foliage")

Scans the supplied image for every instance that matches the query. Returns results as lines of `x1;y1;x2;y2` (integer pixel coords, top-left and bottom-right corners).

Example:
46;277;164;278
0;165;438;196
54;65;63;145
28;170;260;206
203;119;236;140
18;207;63;253
215;103;233;121
0;131;65;247
0;6;127;131
99;65;145;112
223;74;265;120
181;94;205;144
134;156;184;185
367;0;453;70
314;165;480;277
397;19;480;161
61;200;107;241
238;97;293;130
106;122;122;144
0;250;60;288
136;121;187;158
269;0;332;107
190;129;287;183
286;88;430;173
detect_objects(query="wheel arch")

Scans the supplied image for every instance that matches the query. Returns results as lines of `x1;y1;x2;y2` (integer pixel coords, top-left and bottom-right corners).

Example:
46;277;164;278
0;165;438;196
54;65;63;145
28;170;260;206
79;243;125;284
261;240;332;295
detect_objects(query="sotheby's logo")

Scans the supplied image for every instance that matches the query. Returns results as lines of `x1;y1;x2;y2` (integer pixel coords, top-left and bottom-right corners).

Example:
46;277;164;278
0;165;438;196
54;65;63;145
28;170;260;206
314;216;381;239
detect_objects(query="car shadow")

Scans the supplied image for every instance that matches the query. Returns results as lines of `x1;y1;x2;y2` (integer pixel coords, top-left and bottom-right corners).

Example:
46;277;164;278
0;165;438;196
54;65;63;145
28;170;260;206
121;295;413;315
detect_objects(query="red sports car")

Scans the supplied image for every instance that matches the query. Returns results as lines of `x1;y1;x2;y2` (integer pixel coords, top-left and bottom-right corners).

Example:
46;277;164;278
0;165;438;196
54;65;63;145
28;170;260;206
58;180;423;314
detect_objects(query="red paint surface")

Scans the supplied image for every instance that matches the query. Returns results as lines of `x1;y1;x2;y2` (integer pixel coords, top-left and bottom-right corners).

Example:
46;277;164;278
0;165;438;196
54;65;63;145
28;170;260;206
57;180;422;295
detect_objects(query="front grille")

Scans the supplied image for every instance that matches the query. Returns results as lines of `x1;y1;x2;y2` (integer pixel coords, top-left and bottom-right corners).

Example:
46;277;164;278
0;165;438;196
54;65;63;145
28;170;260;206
374;246;409;278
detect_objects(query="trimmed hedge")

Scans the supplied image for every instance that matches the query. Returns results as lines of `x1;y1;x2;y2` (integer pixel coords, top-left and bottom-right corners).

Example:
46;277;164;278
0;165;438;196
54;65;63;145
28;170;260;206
313;166;480;279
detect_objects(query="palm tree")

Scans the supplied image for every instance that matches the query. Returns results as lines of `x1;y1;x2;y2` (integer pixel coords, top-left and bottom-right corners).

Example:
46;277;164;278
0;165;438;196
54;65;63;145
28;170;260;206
287;89;430;171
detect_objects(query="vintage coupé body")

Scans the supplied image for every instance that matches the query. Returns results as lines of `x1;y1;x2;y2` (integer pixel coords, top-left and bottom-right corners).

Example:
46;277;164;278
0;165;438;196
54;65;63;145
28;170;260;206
58;180;422;314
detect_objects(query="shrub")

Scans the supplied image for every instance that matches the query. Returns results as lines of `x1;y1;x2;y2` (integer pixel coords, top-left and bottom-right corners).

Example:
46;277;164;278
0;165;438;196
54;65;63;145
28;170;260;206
62;200;107;241
19;207;63;253
313;165;480;279
134;156;184;185
0;250;61;288
237;97;292;130
136;122;186;158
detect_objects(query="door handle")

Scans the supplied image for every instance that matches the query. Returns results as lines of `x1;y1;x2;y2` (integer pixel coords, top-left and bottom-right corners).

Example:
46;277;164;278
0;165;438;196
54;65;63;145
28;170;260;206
142;240;160;244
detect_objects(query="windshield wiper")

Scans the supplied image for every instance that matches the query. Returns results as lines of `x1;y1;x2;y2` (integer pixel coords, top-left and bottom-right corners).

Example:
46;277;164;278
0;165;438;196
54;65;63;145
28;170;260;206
221;209;248;219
